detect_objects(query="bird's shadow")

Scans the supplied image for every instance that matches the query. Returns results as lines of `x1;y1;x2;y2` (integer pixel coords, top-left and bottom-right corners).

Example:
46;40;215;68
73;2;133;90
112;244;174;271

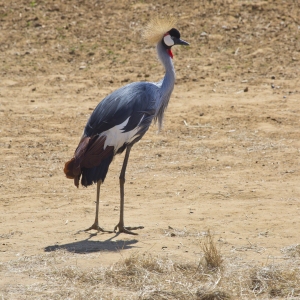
44;233;139;254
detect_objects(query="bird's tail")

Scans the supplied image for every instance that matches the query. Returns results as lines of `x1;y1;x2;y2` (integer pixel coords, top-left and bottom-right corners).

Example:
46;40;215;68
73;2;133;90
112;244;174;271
64;158;80;187
64;136;90;187
64;158;76;179
64;135;114;187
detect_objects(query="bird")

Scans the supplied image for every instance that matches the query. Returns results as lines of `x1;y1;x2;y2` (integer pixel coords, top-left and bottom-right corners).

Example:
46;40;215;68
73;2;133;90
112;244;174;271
64;17;189;235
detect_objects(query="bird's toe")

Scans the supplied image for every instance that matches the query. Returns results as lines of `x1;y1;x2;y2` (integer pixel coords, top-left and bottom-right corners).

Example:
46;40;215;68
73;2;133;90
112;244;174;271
84;223;113;233
114;223;143;235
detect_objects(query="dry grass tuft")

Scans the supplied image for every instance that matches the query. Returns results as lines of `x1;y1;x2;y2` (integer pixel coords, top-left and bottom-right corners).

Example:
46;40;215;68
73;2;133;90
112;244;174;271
142;290;189;300
196;289;231;300
200;230;223;271
281;244;300;258
250;265;300;298
123;252;167;273
104;252;172;289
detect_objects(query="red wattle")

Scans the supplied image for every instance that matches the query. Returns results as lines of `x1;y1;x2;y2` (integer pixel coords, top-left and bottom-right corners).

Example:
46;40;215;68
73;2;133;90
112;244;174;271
167;49;173;59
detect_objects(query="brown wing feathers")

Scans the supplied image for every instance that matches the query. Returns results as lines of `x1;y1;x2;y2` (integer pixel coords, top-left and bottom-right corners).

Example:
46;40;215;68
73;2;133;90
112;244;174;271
64;135;114;187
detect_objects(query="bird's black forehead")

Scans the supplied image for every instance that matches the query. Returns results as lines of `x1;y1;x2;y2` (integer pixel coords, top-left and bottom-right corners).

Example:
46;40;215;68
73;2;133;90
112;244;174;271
168;28;180;39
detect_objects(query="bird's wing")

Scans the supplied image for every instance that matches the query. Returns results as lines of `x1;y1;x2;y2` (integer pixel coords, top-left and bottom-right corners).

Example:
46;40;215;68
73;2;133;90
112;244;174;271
84;82;158;138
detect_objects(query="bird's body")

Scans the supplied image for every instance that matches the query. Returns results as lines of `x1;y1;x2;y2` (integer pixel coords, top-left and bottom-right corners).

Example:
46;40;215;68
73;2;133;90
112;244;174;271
64;18;189;234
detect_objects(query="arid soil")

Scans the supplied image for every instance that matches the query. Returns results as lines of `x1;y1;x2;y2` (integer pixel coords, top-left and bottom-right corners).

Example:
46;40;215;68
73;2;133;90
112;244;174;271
0;0;300;298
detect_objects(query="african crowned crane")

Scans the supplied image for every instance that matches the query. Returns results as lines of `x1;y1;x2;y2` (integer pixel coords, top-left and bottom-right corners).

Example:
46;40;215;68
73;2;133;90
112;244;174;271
64;17;189;235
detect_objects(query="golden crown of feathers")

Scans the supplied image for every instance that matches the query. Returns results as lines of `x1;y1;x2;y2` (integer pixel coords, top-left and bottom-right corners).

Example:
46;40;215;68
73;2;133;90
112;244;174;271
143;16;177;44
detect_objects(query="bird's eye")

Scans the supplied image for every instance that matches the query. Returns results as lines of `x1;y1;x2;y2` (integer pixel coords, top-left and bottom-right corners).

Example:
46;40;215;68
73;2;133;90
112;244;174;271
163;34;174;47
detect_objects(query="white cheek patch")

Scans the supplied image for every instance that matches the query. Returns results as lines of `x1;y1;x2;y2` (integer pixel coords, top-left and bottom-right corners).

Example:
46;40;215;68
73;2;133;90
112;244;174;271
164;34;174;47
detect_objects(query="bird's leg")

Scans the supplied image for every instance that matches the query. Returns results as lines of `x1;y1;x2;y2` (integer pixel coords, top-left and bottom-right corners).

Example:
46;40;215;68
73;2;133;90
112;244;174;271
114;145;144;235
84;180;113;233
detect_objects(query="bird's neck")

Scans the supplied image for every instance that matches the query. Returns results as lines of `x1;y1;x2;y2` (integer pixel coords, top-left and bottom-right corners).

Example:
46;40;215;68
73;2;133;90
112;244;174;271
157;42;175;97
154;42;176;131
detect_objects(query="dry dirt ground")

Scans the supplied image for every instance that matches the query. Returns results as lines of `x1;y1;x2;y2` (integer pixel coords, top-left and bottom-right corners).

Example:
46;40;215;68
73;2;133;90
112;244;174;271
0;0;300;299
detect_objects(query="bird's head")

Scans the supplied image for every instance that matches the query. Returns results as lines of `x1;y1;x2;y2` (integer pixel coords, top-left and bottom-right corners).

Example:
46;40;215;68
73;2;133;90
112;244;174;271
162;28;189;59
144;16;189;59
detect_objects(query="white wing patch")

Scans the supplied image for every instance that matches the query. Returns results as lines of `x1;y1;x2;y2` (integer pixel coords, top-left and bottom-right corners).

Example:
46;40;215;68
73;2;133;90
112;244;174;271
102;116;144;153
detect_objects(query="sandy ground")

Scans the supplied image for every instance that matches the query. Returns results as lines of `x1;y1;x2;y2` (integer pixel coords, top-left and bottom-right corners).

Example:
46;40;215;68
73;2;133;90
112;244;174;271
0;0;300;298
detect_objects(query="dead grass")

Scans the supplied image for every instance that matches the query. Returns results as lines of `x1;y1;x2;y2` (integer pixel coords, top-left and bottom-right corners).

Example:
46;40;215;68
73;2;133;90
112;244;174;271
1;245;300;299
250;265;300;298
281;244;300;258
196;289;231;300
200;230;223;272
106;252;200;299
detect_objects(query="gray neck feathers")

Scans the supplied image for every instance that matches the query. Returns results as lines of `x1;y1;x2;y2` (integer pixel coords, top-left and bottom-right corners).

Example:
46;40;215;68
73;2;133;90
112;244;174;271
155;41;176;131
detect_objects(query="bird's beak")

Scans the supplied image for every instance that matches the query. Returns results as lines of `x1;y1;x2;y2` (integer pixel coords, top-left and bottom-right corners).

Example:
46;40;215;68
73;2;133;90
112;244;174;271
173;37;189;46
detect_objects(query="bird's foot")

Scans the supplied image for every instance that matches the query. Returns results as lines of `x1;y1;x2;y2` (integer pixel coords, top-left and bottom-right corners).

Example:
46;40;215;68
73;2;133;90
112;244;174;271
114;223;144;235
84;223;113;233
